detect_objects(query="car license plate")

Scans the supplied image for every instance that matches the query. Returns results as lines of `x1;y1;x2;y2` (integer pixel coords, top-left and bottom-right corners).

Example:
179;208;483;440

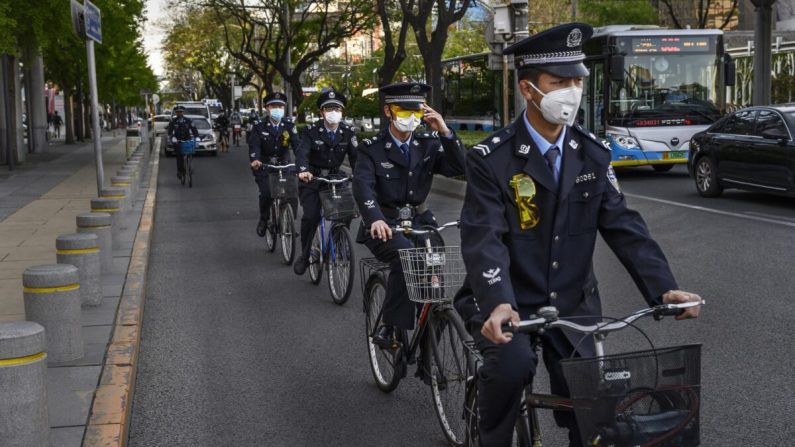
664;151;686;160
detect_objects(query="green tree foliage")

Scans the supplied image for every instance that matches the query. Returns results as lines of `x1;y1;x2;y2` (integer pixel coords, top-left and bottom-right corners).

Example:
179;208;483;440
443;19;490;60
579;1;659;27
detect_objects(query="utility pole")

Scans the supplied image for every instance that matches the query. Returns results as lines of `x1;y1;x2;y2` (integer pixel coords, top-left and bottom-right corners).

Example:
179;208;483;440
283;0;293;118
751;0;775;106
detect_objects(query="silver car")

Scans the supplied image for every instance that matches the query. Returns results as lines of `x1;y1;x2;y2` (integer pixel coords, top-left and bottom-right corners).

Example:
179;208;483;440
165;116;217;156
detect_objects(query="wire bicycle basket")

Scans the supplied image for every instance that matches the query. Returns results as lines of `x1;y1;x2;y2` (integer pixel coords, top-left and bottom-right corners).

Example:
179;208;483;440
560;344;701;447
398;246;466;304
320;183;359;221
180;139;196;155
268;172;298;199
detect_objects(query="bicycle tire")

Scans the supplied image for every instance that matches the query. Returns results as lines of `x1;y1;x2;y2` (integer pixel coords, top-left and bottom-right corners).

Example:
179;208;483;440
279;205;295;265
364;274;404;393
265;204;277;252
308;227;323;285
328;224;355;305
425;307;475;447
180;155;186;185
186;156;193;188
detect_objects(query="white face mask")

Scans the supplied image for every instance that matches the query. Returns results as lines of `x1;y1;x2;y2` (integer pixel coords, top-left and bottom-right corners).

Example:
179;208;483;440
324;110;342;125
393;114;421;133
269;107;284;122
528;82;582;126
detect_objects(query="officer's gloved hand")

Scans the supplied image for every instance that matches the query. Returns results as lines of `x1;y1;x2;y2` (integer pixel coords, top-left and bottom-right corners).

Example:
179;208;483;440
171;137;177;144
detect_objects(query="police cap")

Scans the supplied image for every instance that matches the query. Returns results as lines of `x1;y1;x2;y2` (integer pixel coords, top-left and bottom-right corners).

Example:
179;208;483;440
317;88;346;109
174;105;186;112
379;82;430;109
504;22;593;78
264;92;287;106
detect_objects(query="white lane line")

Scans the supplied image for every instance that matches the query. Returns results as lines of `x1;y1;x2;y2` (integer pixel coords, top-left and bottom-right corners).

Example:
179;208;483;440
624;193;795;229
744;211;795;224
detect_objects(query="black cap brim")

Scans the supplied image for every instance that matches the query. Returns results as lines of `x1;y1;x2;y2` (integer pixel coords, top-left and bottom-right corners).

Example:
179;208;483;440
390;101;424;110
536;62;590;79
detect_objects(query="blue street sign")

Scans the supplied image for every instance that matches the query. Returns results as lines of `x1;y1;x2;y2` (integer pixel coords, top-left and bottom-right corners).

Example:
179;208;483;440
84;0;102;43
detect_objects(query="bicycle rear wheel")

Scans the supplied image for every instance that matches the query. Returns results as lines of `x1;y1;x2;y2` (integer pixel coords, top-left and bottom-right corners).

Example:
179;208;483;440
364;274;404;393
265;204;277;252
186;155;193;188
327;225;354;305
425;307;474;446
308;227;323;285
279;204;295;265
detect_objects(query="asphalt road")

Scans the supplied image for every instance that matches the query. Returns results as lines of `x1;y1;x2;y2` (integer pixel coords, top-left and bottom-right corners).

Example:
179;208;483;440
129;147;795;446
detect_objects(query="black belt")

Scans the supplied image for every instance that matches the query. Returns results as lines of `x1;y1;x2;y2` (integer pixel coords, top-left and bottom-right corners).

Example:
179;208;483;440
380;203;428;220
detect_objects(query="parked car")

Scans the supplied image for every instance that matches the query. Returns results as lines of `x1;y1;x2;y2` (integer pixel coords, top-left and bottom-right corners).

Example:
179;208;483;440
152;114;170;136
688;105;795;198
164;116;218;156
353;116;374;132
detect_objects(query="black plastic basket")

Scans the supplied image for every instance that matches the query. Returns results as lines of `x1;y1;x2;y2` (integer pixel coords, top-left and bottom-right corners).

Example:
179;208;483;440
560;344;701;447
319;184;358;221
269;174;298;199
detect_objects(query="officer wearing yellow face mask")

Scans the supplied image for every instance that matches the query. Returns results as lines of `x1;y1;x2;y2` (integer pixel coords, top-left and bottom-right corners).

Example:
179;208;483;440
454;23;702;447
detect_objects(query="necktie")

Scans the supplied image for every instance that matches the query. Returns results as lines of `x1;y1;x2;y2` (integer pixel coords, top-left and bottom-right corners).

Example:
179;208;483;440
400;143;409;163
329;131;336;145
545;146;561;183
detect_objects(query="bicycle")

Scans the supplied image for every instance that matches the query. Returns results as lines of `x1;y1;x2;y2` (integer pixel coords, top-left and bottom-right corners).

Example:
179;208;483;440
178;139;196;188
216;125;229;152
232;123;242;146
462;301;705;447
306;176;358;305
263;163;297;265
360;220;471;446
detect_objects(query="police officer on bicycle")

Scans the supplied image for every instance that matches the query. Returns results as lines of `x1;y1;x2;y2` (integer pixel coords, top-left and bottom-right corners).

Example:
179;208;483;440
249;92;298;236
215;111;230;152
167;105;199;181
353;82;466;354
293;88;358;275
453;23;702;447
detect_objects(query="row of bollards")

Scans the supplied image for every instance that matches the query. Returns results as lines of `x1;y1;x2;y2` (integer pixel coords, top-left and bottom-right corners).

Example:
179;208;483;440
0;144;149;446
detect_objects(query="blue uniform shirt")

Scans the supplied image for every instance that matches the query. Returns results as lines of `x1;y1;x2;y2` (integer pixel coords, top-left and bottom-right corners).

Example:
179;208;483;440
523;110;564;176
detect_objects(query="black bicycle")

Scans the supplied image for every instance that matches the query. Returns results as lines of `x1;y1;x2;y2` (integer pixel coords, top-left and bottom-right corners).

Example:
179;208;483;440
263;163;297;265
462;301;705;447
177;139;196;188
360;220;472;446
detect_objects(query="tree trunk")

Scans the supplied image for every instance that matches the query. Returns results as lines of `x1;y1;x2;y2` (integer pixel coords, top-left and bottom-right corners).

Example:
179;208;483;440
422;40;446;110
64;88;75;144
74;83;84;141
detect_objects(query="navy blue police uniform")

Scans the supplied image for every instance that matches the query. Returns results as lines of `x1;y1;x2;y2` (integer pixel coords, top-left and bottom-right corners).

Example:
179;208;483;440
248;92;299;234
294;89;359;273
453;24;680;447
353;82;466;333
166;106;199;177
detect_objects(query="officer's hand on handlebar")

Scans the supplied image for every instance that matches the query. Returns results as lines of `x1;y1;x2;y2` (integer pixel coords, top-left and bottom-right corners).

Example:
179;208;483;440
662;290;702;320
171;137;177;144
298;172;313;182
370;220;392;241
482;304;520;345
250;160;262;170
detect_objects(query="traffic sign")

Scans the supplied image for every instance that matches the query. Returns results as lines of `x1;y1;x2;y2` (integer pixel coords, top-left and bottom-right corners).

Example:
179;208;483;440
152;94;160;105
70;0;86;40
84;0;102;44
234;86;243;99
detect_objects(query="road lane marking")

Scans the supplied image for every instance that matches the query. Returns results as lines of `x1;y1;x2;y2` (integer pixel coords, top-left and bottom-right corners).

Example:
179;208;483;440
624;193;795;229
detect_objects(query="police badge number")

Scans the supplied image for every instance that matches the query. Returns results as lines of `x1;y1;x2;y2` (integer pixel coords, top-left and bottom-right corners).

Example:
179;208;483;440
607;165;621;193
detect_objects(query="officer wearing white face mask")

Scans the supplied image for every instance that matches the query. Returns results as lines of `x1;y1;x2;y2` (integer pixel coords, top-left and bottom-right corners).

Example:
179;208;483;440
454;23;701;447
353;82;466;356
293;88;358;275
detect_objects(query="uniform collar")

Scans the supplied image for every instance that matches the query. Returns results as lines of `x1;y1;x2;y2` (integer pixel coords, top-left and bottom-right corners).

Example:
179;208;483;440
388;126;412;149
522;110;566;161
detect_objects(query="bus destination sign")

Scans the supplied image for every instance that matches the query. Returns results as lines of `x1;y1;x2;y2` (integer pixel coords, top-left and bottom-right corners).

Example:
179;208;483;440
631;36;711;54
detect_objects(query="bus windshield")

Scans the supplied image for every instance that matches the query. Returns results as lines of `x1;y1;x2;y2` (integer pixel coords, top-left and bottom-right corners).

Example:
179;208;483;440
608;36;721;127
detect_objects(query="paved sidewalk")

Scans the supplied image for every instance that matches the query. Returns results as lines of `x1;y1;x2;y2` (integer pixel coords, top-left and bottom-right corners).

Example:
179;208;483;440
0;135;155;446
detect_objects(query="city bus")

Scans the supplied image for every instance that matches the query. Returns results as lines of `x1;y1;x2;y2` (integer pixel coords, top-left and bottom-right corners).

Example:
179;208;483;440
441;25;735;170
582;25;734;170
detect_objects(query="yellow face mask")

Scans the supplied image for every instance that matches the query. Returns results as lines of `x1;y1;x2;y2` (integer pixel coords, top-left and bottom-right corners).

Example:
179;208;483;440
510;173;540;230
389;104;424;119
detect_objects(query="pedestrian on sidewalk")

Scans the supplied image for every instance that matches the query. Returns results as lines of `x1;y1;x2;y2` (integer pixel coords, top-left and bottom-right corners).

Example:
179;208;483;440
52;111;63;139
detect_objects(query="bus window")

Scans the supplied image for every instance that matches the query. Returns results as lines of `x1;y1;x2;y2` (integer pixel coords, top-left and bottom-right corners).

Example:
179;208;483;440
593;62;605;136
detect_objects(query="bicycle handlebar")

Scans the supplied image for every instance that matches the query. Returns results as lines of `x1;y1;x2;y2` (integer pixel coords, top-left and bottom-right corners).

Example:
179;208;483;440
312;176;351;184
263;163;295;170
502;300;705;336
391;220;459;235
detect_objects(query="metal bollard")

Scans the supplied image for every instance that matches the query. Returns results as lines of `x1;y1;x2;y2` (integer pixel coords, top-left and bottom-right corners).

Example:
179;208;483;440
111;174;135;203
23;264;83;363
56;233;102;307
0;321;49;447
91;197;122;242
76;213;113;275
101;186;130;213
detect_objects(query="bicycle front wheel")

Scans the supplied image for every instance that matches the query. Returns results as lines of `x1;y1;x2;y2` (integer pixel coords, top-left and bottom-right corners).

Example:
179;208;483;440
279;204;295;265
327;225;355;305
186;156;193;188
308;227;323;285
425;307;475;447
364;274;403;393
265;204;277;252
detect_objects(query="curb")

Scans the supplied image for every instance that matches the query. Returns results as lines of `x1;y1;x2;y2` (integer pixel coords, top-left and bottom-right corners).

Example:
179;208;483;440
82;139;160;447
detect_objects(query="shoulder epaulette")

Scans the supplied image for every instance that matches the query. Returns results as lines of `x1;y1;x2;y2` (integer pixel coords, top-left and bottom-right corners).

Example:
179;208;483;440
415;130;439;139
362;134;379;147
472;126;514;157
572;124;611;151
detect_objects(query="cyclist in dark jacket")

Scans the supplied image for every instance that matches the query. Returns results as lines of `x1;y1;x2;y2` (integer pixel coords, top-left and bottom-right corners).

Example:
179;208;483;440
167;105;199;180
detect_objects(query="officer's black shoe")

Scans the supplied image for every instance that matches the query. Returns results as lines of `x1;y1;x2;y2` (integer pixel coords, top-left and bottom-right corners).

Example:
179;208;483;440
256;219;267;237
372;325;398;350
177;171;184;181
414;356;447;389
293;255;308;275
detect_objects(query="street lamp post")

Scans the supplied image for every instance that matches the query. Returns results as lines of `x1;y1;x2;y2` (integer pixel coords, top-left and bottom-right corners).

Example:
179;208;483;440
751;0;776;105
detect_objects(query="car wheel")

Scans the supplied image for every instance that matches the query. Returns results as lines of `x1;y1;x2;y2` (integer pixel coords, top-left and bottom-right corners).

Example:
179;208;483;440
694;156;722;197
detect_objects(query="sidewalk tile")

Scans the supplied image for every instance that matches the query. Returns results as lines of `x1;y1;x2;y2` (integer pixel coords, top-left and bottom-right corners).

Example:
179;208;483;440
50;426;85;447
49;325;112;367
82;297;121;327
47;365;102;427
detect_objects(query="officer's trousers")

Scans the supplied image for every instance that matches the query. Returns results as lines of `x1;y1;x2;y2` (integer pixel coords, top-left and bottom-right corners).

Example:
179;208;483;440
364;233;415;330
175;146;185;174
298;182;323;260
473;329;582;447
254;175;297;222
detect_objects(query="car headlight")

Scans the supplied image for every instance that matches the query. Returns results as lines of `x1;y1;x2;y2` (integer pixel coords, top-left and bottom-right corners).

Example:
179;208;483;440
690;139;701;153
607;133;640;150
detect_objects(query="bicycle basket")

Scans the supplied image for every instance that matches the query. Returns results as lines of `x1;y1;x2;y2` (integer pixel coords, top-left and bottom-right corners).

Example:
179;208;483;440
180;139;196;155
398;246;466;304
268;173;298;199
560;344;701;447
319;184;358;221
